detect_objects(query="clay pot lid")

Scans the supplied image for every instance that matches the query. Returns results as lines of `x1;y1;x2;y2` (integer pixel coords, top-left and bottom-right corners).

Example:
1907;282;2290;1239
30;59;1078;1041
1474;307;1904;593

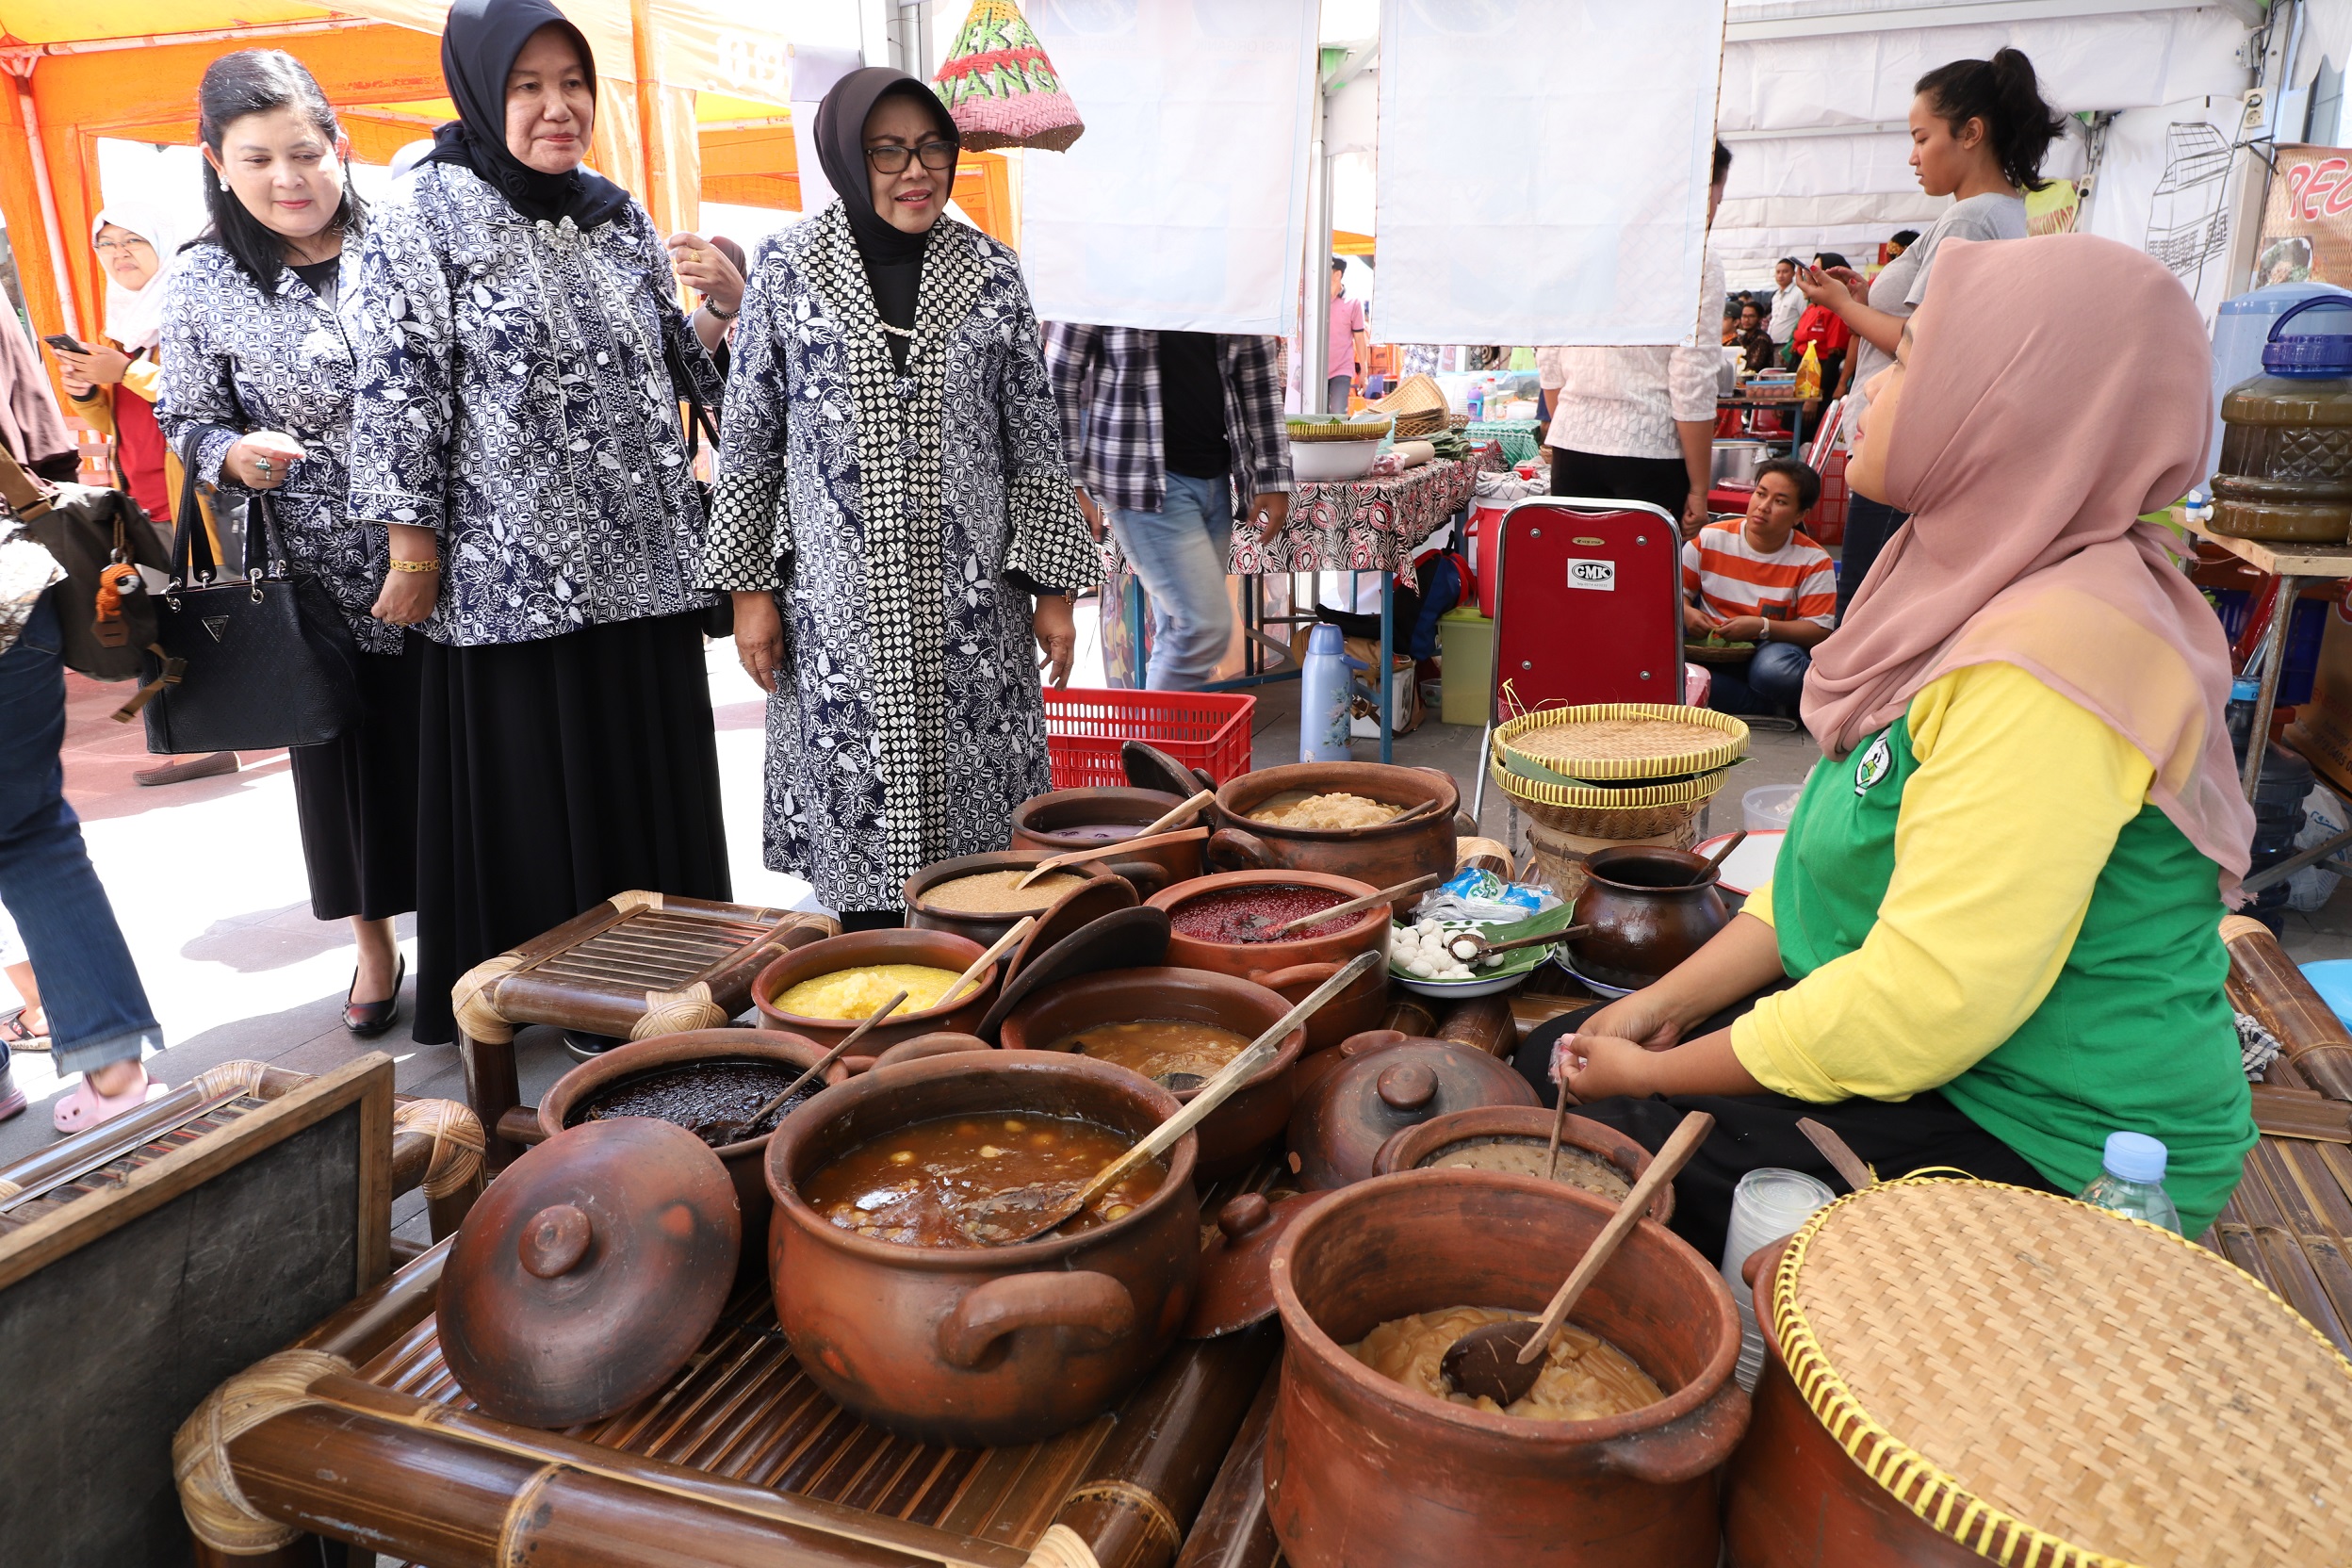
439;1118;740;1429
1122;740;1213;799
1006;875;1140;977
1284;1037;1540;1191
978;906;1171;1040
1184;1189;1323;1338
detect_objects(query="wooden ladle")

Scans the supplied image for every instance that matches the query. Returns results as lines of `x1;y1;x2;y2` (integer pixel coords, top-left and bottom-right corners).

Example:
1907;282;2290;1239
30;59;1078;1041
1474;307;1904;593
1441;1110;1714;1407
1438;923;1591;965
1256;872;1446;939
1014;826;1211;889
692;991;909;1147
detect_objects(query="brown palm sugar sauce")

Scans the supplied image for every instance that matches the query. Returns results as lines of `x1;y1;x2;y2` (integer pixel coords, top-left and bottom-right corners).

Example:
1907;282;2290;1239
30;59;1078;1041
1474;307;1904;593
570;1059;822;1147
1416;1136;1634;1200
1170;884;1352;944
1350;1306;1664;1421
804;1113;1164;1248
1050;1019;1250;1082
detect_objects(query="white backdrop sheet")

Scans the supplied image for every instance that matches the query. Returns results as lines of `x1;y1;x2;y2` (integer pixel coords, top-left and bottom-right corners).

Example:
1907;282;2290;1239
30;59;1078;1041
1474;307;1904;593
1017;0;1319;335
1373;0;1727;347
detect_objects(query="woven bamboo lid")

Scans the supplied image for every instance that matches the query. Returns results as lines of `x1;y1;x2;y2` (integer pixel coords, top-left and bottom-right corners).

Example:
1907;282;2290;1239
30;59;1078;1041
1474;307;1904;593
1768;1178;2352;1568
1495;704;1747;783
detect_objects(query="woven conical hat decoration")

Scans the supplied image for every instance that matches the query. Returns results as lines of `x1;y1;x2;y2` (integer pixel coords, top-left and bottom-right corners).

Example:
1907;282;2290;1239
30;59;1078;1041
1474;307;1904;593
932;0;1084;154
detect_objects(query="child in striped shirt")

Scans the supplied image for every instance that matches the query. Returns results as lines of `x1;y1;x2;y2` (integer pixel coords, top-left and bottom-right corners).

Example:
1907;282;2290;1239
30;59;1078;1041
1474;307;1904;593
1682;458;1835;716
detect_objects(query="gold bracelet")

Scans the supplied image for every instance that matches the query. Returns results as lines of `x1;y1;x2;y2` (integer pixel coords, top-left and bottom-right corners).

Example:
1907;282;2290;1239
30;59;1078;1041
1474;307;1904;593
386;558;441;574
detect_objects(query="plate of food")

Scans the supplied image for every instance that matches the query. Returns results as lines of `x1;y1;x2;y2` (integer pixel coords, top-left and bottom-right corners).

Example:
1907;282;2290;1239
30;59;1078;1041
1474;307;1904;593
1390;905;1579;997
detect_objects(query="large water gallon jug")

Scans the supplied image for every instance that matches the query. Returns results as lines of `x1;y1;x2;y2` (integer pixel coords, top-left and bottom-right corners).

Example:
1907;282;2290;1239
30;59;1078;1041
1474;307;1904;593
2213;294;2352;542
2203;282;2347;498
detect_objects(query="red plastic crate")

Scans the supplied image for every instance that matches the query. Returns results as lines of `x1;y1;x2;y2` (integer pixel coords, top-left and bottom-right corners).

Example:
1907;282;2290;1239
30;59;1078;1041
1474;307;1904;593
1043;687;1256;790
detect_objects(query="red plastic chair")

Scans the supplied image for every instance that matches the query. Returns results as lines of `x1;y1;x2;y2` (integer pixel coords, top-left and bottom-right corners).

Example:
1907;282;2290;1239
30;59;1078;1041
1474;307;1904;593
1471;496;1688;821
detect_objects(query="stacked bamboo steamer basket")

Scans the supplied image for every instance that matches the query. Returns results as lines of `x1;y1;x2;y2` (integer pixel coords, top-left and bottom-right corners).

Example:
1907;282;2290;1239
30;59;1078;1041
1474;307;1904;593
1488;704;1747;898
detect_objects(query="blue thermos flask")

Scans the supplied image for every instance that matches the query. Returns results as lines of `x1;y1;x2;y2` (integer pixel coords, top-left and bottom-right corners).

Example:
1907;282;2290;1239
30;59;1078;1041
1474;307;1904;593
1299;624;1359;762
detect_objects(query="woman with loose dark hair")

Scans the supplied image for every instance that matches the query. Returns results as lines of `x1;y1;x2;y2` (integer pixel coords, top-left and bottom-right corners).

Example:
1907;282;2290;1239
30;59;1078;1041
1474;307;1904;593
159;46;416;1037
345;0;729;1051
1795;46;2058;618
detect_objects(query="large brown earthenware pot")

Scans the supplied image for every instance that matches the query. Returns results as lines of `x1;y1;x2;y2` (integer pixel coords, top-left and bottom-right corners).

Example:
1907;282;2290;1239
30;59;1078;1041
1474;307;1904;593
903;851;1135;949
1266;1171;1749;1568
1285;1035;1538;1190
1373;1105;1672;1223
996;965;1303;1178
1148;870;1391;1054
539;1028;839;1271
751;929;996;1070
764;1052;1200;1448
1208;763;1457;907
1011;786;1203;896
1569;845;1729;991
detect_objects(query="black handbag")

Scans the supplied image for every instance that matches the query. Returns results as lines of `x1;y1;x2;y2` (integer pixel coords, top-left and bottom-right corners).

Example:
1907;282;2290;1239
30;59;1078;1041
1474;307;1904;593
0;443;168;684
139;444;360;754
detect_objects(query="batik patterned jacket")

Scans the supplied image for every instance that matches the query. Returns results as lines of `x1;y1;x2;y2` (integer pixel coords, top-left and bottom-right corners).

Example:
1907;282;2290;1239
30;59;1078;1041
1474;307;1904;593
698;203;1098;912
158;240;400;653
344;162;721;647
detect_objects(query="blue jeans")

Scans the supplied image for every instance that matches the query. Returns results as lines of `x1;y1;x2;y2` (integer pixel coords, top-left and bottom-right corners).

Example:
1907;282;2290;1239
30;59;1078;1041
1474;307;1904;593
1708;640;1811;717
0;589;161;1074
1110;471;1234;692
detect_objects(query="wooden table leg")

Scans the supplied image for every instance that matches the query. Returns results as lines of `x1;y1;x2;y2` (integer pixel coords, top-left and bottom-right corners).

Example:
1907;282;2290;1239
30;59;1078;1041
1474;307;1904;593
460;1029;525;1170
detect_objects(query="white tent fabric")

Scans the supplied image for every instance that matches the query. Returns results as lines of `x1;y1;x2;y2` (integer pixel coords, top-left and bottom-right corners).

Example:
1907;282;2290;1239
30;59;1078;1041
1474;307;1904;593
1017;0;1320;335
1372;0;1729;348
2079;95;2247;319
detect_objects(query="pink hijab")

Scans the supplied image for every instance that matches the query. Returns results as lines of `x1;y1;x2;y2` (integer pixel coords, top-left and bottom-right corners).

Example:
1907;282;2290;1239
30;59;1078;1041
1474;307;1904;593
1802;232;2253;894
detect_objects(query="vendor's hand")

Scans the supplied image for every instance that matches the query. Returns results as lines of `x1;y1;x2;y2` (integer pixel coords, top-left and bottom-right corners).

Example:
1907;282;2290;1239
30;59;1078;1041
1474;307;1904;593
732;590;785;694
1714;615;1767;643
1073;484;1105;541
369;567;438;628
666;231;745;318
1557;1033;1666;1103
1682;601;1720;636
1680;490;1709;542
225;431;308;490
1252;491;1291;543
1034;594;1077;689
1566;990;1686;1057
55;344;131;388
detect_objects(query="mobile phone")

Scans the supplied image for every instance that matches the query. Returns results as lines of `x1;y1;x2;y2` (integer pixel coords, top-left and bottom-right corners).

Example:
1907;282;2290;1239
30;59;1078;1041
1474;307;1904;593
41;333;88;356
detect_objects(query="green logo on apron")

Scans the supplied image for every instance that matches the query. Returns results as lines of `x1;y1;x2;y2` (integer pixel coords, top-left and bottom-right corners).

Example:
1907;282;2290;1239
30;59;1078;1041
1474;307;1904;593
1854;733;1891;795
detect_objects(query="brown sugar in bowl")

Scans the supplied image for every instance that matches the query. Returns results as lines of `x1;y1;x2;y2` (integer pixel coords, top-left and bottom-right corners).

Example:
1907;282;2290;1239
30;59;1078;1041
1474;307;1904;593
752;929;997;1071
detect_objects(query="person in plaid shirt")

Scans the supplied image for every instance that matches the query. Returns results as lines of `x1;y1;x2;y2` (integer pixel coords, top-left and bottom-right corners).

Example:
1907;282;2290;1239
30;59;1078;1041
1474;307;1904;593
1043;325;1292;690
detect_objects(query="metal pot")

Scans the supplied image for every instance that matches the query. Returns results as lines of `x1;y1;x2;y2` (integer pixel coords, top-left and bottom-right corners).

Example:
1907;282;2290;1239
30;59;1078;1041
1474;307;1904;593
1266;1171;1749;1568
903;850;1135;949
764;1052;1200;1447
537;1028;841;1271
1207;763;1458;906
1569;845;1729;991
1148;870;1392;1054
1010;786;1202;896
1710;440;1770;488
995;965;1304;1178
751;929;997;1070
1372;1105;1673;1224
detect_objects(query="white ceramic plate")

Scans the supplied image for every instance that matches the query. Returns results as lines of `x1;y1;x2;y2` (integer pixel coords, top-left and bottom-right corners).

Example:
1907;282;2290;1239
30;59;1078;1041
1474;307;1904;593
1552;955;1637;999
1691;828;1785;897
1394;970;1529;999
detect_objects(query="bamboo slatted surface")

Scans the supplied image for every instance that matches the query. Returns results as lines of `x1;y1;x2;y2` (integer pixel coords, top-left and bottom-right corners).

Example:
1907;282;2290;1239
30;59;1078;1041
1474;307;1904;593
0;1093;264;1241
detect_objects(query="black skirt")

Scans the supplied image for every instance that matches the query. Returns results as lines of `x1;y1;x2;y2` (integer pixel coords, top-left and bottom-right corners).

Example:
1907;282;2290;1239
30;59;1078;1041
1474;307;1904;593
286;638;421;923
411;612;731;1045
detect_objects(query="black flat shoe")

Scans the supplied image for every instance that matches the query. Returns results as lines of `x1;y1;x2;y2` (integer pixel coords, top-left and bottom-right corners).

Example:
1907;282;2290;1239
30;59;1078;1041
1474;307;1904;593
345;953;406;1037
564;1030;628;1060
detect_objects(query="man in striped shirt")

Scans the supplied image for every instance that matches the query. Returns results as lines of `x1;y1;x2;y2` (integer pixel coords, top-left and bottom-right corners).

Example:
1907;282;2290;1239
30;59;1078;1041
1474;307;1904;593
1682;458;1835;716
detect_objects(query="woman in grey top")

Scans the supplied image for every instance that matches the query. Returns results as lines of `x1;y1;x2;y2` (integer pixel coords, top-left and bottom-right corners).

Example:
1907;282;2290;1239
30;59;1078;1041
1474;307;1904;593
345;0;729;1048
1797;47;2064;617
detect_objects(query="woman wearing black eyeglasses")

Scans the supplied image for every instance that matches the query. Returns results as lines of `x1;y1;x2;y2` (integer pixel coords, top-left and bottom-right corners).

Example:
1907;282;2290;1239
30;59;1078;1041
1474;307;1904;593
697;68;1097;931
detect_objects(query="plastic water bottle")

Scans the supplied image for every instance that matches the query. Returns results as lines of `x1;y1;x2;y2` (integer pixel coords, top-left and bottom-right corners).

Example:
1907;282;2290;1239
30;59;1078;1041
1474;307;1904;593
1465;381;1485;420
1299;624;1355;762
2077;1131;2182;1234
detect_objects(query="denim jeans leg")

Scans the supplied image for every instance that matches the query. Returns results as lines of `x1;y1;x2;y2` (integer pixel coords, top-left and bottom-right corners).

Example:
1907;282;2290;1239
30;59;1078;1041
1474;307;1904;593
1747;642;1813;710
1107;472;1235;692
0;589;162;1076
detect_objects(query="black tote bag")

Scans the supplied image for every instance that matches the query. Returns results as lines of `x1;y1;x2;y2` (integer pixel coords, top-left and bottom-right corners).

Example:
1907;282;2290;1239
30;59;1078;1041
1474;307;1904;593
139;442;360;754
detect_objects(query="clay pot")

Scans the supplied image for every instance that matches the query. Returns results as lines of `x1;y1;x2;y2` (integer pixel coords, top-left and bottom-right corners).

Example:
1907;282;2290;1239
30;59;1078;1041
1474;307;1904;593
1266;1171;1750;1568
904;852;1135;949
1372;1105;1673;1224
1568;846;1729;992
1207;763;1457;907
765;1052;1200;1447
1285;1035;1539;1190
1011;786;1203;897
751;930;997;1070
1148;870;1392;1054
538;1028;840;1270
867;1032;995;1070
996;966;1304;1178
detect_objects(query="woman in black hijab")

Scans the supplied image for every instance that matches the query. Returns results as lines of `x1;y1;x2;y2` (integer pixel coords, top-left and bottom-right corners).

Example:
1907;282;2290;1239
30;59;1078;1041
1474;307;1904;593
697;69;1099;932
344;0;732;1051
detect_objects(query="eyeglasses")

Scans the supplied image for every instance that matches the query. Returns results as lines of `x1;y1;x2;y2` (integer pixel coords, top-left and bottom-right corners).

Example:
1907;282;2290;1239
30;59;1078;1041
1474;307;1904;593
93;236;155;254
864;139;958;173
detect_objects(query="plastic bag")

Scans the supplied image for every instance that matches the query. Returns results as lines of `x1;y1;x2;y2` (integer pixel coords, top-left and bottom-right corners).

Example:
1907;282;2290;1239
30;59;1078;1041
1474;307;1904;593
1413;867;1559;924
1792;342;1821;401
2287;783;2349;912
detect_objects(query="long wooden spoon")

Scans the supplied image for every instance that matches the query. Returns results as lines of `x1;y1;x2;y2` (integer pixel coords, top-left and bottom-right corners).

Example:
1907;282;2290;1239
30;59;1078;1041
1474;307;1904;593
1014;826;1211;889
960;950;1384;1246
1262;872;1446;938
1797;1117;1875;1192
939;916;1035;1008
1697;829;1749;881
693;991;910;1146
1441;923;1591;965
1442;1111;1715;1407
1133;787;1217;840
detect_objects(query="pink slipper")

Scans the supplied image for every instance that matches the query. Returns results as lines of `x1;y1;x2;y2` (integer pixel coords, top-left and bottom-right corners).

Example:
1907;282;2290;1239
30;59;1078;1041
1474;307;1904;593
53;1068;165;1133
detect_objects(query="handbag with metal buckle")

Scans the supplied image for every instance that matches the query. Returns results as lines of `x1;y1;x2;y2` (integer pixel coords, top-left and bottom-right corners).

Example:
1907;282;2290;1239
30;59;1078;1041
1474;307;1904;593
139;438;360;754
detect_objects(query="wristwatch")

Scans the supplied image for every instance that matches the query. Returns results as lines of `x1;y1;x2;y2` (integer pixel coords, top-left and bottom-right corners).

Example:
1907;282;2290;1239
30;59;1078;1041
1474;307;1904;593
1756;620;1772;644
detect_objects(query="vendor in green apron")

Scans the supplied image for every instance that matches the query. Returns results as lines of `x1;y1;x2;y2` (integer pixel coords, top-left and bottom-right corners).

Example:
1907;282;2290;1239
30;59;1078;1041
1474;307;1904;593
1543;234;2259;1263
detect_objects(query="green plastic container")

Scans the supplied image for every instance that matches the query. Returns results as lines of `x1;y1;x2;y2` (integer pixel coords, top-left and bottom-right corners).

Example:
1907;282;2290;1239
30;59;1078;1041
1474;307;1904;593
1437;609;1494;727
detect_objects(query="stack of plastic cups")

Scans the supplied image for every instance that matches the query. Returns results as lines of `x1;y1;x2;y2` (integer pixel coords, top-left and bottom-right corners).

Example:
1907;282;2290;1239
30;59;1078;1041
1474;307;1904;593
1719;1168;1837;1391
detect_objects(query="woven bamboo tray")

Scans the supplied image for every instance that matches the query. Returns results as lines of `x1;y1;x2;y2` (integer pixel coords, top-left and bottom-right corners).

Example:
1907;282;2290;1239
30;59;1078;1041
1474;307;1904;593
1488;754;1737;817
1367;373;1449;439
1494;703;1748;784
1286;416;1394;444
1765;1177;2352;1568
